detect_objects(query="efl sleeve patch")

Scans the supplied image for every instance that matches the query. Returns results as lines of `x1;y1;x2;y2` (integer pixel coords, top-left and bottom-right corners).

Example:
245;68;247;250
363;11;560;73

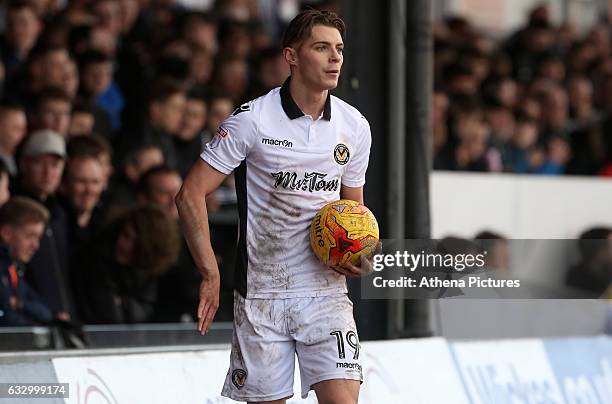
201;105;258;172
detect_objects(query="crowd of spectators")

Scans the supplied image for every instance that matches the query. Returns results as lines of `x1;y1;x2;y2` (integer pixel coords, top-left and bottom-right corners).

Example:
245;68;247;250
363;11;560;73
1;0;608;331
0;0;341;328
433;5;612;176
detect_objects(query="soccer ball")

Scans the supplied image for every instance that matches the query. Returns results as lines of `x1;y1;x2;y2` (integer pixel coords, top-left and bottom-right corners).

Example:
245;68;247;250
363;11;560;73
310;200;379;267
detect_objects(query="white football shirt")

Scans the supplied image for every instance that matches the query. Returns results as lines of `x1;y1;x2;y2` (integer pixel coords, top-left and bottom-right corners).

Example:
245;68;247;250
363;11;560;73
201;77;372;298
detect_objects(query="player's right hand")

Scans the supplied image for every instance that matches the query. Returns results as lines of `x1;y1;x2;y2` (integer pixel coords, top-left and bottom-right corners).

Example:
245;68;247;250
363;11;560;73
331;241;382;277
197;273;220;335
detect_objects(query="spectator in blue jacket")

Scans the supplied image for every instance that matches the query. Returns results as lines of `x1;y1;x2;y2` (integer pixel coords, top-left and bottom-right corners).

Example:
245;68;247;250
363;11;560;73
0;196;53;326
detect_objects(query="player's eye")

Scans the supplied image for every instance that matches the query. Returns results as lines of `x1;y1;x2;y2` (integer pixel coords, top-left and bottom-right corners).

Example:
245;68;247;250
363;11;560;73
317;45;327;51
337;48;344;54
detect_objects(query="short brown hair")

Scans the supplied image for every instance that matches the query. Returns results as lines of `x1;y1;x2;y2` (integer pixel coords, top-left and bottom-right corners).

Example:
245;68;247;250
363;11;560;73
0;197;49;226
0;101;25;122
148;78;186;105
113;204;180;275
281;9;345;49
35;87;72;111
67;135;112;159
138;165;179;197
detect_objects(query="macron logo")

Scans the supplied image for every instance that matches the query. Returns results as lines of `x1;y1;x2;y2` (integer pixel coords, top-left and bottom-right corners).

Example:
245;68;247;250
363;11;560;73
262;137;293;148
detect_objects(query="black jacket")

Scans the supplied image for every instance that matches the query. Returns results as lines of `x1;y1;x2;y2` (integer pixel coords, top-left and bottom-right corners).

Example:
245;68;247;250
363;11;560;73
0;244;53;326
11;183;76;319
73;226;159;324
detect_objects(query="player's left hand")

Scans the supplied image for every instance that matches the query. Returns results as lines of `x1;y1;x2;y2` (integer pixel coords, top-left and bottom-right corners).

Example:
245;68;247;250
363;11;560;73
331;241;382;277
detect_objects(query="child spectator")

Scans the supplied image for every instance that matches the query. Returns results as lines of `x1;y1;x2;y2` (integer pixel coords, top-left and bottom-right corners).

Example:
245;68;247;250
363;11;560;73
0;197;53;326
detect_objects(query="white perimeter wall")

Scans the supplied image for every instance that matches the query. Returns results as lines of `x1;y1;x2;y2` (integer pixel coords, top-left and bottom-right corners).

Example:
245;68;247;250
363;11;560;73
440;0;602;34
431;171;612;239
430;171;611;339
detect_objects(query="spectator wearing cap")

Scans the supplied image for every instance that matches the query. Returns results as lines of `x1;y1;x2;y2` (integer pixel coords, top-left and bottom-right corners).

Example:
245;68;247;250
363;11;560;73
12;129;75;322
0;197;54;326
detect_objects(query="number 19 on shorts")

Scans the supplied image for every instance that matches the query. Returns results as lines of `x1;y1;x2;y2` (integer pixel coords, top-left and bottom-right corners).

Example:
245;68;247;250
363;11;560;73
330;330;360;360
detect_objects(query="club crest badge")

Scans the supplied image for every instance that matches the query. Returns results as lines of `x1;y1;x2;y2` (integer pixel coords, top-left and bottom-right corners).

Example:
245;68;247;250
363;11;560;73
334;144;350;165
232;369;247;389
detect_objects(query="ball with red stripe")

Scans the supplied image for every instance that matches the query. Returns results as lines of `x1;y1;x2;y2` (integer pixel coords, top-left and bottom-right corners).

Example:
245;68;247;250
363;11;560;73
310;200;379;267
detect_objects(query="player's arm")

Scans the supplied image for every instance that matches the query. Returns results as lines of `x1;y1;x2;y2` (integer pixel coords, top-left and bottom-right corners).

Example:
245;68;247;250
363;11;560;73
175;159;227;334
340;184;364;204
332;184;378;278
334;120;379;277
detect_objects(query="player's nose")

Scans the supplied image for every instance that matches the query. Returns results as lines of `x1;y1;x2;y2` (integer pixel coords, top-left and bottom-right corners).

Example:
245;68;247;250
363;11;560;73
330;49;342;62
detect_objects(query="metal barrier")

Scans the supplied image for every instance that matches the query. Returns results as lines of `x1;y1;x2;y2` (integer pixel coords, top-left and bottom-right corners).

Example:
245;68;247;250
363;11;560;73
0;322;233;352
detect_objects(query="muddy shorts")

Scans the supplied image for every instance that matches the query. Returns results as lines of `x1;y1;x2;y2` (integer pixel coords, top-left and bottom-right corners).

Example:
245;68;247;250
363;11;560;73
221;292;362;401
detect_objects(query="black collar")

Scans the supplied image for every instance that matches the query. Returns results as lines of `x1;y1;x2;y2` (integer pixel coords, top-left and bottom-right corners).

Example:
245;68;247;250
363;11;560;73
280;77;331;121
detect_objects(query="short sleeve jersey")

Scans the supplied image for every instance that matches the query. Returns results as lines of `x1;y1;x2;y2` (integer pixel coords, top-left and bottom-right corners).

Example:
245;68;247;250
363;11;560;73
201;77;372;298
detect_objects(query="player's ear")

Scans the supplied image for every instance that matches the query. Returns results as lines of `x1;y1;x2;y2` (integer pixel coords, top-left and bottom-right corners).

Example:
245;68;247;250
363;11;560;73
283;47;298;67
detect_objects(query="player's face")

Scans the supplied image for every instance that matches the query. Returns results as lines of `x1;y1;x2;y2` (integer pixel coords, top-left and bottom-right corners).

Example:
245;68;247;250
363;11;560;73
294;25;343;91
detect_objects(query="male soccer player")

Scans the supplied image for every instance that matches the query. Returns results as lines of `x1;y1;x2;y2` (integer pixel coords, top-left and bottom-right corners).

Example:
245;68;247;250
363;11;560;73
176;9;373;404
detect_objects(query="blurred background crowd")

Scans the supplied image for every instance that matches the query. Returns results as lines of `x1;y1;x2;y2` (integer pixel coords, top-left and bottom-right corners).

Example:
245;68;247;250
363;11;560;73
434;4;612;175
0;0;342;329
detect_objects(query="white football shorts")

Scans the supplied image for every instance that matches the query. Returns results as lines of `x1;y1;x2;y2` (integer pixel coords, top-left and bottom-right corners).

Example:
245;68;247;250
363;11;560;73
221;292;363;401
